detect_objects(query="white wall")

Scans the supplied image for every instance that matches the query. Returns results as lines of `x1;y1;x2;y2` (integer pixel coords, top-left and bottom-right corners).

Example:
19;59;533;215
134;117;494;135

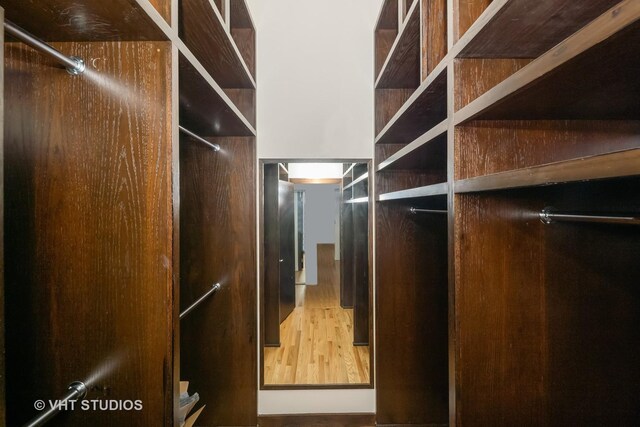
248;0;382;159
248;0;382;415
294;184;340;285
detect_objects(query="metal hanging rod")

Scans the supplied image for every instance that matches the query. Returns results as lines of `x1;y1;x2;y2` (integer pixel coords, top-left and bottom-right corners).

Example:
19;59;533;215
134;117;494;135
410;207;447;215
24;381;87;427
179;126;221;152
540;207;640;226
4;21;85;75
180;283;221;320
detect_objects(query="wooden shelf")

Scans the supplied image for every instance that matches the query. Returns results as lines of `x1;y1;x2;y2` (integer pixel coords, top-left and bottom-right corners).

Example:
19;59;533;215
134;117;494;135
343;163;356;177
455;2;640;123
179;50;256;137
343;173;369;190
377;120;448;171
230;0;256;78
376;64;447;144
378;182;448;201
454;0;621;58
455;149;640;193
0;0;171;41
180;0;256;88
375;0;420;88
345;197;369;204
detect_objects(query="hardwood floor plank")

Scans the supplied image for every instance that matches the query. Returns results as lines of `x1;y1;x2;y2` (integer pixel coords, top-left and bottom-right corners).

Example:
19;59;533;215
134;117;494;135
264;244;370;385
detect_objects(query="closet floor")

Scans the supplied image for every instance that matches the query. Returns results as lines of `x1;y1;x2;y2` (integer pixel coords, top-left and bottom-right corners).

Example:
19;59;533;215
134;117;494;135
264;244;370;385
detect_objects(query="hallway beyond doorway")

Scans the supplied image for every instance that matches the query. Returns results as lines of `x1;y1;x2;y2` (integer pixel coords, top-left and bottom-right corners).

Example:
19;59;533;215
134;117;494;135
264;244;370;385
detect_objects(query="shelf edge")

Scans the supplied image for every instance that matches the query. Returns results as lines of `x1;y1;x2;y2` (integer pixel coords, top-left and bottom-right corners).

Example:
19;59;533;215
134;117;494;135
377;182;449;201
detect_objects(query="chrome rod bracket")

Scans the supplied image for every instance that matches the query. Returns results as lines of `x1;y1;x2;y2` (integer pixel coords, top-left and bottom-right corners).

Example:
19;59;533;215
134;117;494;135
179;126;221;151
180;283;221;320
539;207;555;224
4;21;86;75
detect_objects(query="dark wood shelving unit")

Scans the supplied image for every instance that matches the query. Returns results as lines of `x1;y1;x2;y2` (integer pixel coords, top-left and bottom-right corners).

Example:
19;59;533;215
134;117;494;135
455;0;621;58
375;0;420;89
340;163;370;346
180;0;256;89
374;0;640;425
1;0;258;426
179;51;256;137
0;0;171;41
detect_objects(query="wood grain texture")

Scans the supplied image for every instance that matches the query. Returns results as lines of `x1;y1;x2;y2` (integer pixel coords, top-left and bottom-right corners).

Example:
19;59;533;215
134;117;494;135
455;120;640;180
0;0;168;41
376;202;448;425
454;0;492;42
375;88;415;137
376;30;399;78
455;180;640;425
459;0;620;58
147;0;171;23
4;41;173;426
376;68;447;144
179;53;255;136
259;413;376;427
454;58;530;110
231;28;256;79
179;136;257;426
264;245;370;385
421;0;447;80
180;0;254;88
380;132;447;171
377;1;421;89
263;164;281;346
457;9;640;122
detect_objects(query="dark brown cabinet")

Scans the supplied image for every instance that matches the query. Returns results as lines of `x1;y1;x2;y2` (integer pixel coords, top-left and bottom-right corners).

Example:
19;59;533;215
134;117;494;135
1;0;257;425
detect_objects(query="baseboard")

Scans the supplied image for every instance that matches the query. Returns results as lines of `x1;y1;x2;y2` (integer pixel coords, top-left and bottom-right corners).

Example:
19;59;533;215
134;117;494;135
353;342;369;347
258;413;376;427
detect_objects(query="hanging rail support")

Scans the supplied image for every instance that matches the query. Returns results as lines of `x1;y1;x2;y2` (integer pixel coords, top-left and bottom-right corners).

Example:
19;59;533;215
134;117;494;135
4;21;85;75
180;283;221;320
24;381;87;427
540;207;640;226
179;126;221;152
410;207;447;215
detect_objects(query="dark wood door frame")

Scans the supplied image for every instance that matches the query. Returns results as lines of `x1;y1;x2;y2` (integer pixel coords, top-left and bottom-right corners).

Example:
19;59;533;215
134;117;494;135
259;159;374;390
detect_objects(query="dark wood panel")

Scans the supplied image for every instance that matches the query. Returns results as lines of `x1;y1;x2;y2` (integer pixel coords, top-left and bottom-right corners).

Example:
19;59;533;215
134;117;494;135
180;0;254;88
454;58;530;110
179;53;255;137
263;164;281;346
376;203;448;424
180;136;257;426
375;88;415;137
279;180;295;323
376;30;399;78
224;87;256;129
4;41;173;426
454;0;492;42
455;179;640;425
377;171;446;195
381;133;447;171
340;197;355;308
457;14;640;122
352;202;369;345
231;0;254;28
231;28;256;79
376;1;420;89
376;0;400;30
259;413;376;427
376;68;447;144
0;0;168;41
459;0;620;58
455;120;640;180
421;0;447;80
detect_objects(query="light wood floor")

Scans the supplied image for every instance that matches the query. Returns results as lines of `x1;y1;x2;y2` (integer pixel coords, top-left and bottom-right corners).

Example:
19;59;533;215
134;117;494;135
264;244;370;385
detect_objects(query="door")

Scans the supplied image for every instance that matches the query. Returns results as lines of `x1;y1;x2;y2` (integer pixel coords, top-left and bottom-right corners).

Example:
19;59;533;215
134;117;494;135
278;180;295;323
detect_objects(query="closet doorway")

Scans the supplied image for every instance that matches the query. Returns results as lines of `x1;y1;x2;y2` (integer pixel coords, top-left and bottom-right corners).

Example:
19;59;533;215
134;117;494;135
260;161;373;388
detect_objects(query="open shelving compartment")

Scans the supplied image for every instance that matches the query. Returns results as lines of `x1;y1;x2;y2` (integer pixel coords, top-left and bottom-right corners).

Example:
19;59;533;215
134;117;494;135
453;1;640;424
179;0;256;129
374;0;449;425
